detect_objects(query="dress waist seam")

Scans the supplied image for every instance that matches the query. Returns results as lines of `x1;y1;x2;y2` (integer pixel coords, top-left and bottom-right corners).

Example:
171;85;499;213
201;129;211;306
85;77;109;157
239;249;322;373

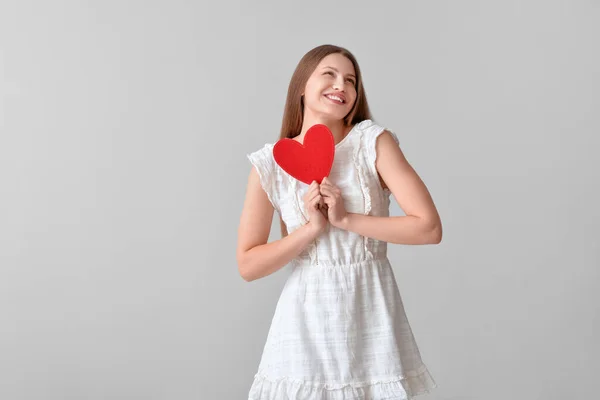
290;256;388;268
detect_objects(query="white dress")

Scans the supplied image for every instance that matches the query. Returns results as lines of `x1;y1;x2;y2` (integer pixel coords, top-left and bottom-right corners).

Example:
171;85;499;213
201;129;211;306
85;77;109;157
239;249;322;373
246;119;437;400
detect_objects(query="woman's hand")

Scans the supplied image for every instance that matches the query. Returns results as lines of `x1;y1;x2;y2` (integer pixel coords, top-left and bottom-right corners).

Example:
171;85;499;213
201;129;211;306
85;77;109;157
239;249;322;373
320;176;348;229
302;181;328;235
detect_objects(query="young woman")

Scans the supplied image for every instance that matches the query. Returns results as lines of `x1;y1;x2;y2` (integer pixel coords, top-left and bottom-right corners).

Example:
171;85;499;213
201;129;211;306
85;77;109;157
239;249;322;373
237;44;442;400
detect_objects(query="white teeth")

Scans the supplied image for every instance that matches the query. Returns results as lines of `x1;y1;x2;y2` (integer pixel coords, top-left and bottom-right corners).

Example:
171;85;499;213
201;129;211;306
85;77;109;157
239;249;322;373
326;94;344;103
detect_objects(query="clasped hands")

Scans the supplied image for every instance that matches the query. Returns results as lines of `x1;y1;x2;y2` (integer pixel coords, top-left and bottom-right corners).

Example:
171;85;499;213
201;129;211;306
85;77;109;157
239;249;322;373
302;176;348;232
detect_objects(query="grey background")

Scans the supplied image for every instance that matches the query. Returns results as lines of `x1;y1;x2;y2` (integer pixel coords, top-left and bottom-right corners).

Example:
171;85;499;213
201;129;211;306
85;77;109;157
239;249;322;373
1;1;598;399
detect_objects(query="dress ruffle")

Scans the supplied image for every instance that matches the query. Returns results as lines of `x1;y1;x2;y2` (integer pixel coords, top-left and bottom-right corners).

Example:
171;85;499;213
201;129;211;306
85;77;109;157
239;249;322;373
249;365;437;400
289;176;320;264
352;130;374;259
247;144;279;212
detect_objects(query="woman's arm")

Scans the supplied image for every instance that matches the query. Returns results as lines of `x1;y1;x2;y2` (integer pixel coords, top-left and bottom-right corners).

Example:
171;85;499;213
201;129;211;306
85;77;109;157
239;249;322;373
340;214;440;245
339;131;442;245
236;166;319;282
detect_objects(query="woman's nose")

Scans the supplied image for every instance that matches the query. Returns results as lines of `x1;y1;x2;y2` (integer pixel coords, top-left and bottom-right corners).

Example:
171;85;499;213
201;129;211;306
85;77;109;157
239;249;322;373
332;78;344;90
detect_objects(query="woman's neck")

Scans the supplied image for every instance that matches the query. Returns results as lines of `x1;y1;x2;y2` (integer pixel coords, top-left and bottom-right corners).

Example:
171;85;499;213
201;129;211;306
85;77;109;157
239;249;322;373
297;118;351;145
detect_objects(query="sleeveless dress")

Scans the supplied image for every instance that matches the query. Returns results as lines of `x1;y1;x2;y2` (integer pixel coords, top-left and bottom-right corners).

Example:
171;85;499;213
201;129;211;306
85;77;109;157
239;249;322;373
246;119;437;400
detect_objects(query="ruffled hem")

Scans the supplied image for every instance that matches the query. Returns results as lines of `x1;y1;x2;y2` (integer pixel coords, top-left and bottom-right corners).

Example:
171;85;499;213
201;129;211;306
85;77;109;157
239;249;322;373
248;366;437;400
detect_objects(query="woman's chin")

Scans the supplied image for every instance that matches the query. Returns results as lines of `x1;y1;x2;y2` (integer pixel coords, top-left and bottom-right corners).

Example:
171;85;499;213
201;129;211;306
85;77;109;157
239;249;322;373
320;108;347;120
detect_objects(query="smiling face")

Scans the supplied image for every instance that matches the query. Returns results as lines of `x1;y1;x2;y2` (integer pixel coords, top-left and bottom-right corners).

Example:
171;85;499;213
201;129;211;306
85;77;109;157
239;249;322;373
302;53;358;122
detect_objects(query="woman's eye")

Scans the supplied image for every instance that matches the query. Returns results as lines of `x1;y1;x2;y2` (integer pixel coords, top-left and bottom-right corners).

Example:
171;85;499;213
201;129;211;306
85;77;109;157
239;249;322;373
325;71;355;85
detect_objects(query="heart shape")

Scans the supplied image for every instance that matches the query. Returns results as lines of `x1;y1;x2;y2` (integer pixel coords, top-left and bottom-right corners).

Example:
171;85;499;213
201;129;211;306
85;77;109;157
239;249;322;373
273;124;335;185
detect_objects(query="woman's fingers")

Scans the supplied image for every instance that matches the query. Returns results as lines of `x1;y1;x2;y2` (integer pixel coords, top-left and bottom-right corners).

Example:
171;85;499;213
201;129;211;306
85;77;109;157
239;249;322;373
308;187;322;201
304;183;319;201
311;194;323;208
320;179;340;194
319;187;331;198
320;185;338;198
304;181;340;210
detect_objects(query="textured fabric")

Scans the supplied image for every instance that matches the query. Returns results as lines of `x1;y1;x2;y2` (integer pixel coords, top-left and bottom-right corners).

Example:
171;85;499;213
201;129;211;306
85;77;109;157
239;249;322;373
246;119;437;400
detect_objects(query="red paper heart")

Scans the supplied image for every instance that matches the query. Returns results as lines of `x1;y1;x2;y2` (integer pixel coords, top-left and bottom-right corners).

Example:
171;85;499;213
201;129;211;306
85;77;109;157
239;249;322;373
273;124;335;185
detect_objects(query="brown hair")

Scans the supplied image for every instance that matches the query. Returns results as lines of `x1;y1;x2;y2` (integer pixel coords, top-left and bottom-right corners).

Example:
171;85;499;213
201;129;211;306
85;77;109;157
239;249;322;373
278;44;374;237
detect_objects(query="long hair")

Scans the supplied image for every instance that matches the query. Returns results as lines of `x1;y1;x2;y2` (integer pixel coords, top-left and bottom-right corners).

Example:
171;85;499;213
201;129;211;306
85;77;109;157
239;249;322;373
278;44;374;237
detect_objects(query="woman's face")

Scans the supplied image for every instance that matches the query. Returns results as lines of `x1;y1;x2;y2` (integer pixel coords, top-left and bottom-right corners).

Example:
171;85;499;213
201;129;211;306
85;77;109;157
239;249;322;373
302;53;357;121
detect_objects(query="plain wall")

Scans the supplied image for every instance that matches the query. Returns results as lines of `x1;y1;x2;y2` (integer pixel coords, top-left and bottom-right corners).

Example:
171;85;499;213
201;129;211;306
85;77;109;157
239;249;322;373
0;0;598;399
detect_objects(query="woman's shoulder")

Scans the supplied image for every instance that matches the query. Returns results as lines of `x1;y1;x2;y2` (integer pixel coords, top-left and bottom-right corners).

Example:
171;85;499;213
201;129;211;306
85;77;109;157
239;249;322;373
246;142;278;185
354;119;399;145
247;142;275;160
354;118;378;130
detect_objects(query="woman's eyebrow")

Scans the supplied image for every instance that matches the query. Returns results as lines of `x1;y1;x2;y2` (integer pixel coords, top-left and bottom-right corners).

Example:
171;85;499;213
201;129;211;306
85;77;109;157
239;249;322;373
322;66;356;78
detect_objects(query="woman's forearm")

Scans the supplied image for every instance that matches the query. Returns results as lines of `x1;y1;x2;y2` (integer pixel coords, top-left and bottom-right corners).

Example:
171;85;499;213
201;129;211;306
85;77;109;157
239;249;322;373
339;213;442;245
239;223;320;282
